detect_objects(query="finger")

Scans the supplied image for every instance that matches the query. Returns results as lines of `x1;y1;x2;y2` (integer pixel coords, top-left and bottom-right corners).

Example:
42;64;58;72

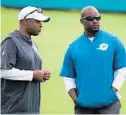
44;74;50;76
41;70;50;75
43;69;51;74
43;76;50;79
44;72;51;76
44;72;50;75
43;77;49;80
43;75;50;79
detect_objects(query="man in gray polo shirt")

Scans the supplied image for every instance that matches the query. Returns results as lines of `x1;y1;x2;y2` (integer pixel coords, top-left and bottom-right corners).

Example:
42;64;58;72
1;6;51;114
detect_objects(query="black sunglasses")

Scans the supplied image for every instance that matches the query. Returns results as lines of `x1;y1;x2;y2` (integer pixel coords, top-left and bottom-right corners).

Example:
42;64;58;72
24;8;43;19
82;16;101;21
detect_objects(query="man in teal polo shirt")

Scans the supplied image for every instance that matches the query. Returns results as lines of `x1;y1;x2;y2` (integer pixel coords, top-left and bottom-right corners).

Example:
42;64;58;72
60;6;126;114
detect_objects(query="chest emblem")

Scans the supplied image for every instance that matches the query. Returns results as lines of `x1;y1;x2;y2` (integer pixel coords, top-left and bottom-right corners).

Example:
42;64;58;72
97;43;109;51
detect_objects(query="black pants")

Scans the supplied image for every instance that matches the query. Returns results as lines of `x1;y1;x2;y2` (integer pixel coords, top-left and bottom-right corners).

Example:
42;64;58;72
75;100;121;114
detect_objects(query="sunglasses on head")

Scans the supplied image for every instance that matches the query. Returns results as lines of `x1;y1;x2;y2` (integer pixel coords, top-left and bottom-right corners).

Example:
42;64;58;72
82;16;101;21
24;8;43;19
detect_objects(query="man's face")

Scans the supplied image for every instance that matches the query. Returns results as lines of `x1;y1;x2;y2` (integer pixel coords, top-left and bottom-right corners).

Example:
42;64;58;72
81;11;101;33
26;19;42;36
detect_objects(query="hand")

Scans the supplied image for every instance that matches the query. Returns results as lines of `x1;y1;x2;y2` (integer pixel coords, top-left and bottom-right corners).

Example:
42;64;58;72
42;69;51;80
33;69;51;81
68;88;77;104
112;86;118;92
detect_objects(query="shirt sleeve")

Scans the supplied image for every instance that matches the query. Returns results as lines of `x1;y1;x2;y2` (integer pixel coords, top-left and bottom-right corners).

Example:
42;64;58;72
112;67;126;90
1;68;33;81
60;46;76;78
1;38;17;70
112;37;126;90
0;38;33;81
113;37;126;70
63;77;76;92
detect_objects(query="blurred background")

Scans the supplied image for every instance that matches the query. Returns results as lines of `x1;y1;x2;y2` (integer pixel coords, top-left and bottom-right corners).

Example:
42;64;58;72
1;0;126;114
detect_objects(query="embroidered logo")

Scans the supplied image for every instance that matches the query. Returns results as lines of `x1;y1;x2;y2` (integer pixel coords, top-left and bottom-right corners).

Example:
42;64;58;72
2;51;5;56
97;43;108;51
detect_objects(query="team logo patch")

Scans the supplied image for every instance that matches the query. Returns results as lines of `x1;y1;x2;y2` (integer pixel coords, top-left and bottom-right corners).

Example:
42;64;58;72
97;43;108;51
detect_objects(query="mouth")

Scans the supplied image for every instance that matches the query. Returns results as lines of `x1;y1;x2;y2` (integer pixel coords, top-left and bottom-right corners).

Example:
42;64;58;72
38;29;41;32
93;25;99;27
93;25;99;29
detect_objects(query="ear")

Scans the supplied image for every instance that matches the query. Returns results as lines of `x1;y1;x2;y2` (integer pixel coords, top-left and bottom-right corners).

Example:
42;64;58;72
80;19;84;24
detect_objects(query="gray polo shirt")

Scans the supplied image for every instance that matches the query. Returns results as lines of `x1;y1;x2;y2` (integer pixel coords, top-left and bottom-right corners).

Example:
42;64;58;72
1;30;42;114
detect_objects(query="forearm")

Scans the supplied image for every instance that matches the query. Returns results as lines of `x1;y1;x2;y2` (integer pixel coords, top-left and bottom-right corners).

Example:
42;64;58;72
68;88;77;102
1;68;33;81
63;77;77;102
112;67;126;91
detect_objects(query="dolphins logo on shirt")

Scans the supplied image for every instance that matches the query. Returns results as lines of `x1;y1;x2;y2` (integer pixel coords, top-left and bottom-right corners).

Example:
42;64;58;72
97;43;108;51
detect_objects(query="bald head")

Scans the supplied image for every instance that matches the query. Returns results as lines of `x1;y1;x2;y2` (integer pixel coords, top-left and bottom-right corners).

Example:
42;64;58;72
81;6;100;18
80;6;101;36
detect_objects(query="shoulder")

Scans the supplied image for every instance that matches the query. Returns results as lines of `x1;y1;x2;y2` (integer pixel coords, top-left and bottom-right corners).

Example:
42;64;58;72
100;29;122;43
1;37;14;45
1;36;17;51
101;30;124;49
1;30;21;46
69;34;84;47
66;34;84;53
100;29;117;38
1;30;17;43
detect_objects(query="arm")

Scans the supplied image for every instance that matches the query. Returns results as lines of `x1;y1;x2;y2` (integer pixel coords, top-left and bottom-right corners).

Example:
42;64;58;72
60;46;76;78
1;38;50;81
112;67;126;91
60;46;77;102
64;77;77;103
112;37;126;91
1;38;34;81
1;68;33;81
69;88;77;103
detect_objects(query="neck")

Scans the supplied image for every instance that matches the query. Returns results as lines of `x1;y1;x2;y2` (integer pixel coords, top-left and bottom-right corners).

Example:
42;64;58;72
84;31;97;38
19;27;31;39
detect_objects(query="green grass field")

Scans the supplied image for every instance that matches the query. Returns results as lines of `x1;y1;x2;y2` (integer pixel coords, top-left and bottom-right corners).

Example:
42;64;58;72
1;7;126;114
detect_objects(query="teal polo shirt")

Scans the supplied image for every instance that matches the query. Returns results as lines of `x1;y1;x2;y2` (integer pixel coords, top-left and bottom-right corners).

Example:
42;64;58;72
60;29;126;107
